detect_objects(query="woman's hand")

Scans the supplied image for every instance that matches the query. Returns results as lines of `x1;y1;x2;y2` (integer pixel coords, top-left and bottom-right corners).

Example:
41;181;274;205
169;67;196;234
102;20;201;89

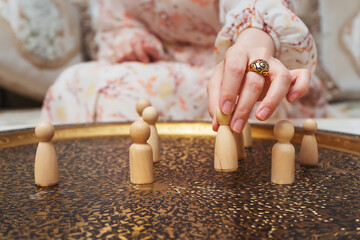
115;32;164;63
208;28;311;132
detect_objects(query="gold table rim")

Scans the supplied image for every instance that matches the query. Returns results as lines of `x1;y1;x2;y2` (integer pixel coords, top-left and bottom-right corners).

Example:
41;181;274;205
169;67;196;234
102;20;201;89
0;122;359;155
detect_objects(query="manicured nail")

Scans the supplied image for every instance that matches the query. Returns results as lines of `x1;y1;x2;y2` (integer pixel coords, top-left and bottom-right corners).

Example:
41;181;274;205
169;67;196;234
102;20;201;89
233;119;244;133
222;101;233;115
288;92;299;102
258;107;270;120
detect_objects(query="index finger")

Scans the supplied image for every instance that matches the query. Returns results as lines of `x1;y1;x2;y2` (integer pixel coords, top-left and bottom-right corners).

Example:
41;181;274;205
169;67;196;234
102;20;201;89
219;47;248;115
208;61;224;131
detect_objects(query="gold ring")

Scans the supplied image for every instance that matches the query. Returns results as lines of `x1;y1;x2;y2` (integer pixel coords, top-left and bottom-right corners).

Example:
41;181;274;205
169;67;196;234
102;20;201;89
247;59;270;78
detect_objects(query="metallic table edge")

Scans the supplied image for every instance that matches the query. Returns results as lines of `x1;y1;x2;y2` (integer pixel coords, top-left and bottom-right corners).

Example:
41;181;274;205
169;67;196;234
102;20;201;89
0;122;359;155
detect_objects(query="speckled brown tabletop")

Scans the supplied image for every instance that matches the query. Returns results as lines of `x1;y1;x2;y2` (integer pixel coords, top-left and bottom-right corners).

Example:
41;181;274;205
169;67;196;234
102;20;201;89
0;123;359;239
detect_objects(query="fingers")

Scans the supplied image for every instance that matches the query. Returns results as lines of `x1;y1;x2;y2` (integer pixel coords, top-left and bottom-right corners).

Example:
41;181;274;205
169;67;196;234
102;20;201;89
219;47;248;115
255;59;292;121
211;43;310;129
286;69;311;102
117;41;136;62
117;40;153;63
220;46;272;118
208;61;224;131
132;40;150;63
143;43;161;61
230;72;265;132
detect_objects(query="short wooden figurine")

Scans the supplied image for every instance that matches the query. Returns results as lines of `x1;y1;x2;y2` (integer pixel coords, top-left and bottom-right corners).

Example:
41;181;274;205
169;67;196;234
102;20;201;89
271;120;295;184
142;106;160;163
34;121;59;187
129;119;154;184
300;119;318;166
136;98;151;120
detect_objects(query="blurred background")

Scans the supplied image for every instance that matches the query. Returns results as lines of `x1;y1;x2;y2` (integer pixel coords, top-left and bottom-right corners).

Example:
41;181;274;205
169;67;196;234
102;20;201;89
0;0;359;117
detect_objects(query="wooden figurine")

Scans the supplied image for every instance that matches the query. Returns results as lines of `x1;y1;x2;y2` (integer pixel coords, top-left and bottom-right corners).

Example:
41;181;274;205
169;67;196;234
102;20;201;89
129;119;154;184
243;121;253;148
300;119;318;166
142;106;160;163
136;98;151;120
34;121;59;187
271;120;295;184
235;132;246;159
214;108;238;172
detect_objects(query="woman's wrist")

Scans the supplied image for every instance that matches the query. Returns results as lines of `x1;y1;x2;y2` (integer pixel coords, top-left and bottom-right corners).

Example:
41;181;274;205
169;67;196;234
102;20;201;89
235;28;276;57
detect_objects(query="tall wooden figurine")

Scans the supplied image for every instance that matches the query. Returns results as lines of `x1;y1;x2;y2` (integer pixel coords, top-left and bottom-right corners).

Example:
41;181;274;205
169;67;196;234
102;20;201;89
214;108;238;172
271;120;295;184
129;119;154;184
136;98;151;120
34;121;59;187
300;119;318;166
243;121;253;148
142;106;160;163
235;132;246;159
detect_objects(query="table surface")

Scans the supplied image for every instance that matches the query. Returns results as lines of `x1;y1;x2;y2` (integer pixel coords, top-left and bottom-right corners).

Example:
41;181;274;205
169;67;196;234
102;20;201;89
0;123;359;239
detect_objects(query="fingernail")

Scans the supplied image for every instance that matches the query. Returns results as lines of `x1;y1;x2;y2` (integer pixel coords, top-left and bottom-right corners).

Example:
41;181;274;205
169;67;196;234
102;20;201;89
288;92;299;102
233;119;244;133
258;107;270;120
212;111;217;131
222;101;234;115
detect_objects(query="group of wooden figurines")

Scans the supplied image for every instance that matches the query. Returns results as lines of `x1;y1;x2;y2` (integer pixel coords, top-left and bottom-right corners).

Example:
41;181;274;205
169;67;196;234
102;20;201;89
214;107;319;185
33;100;318;187
33;98;161;187
129;99;160;185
